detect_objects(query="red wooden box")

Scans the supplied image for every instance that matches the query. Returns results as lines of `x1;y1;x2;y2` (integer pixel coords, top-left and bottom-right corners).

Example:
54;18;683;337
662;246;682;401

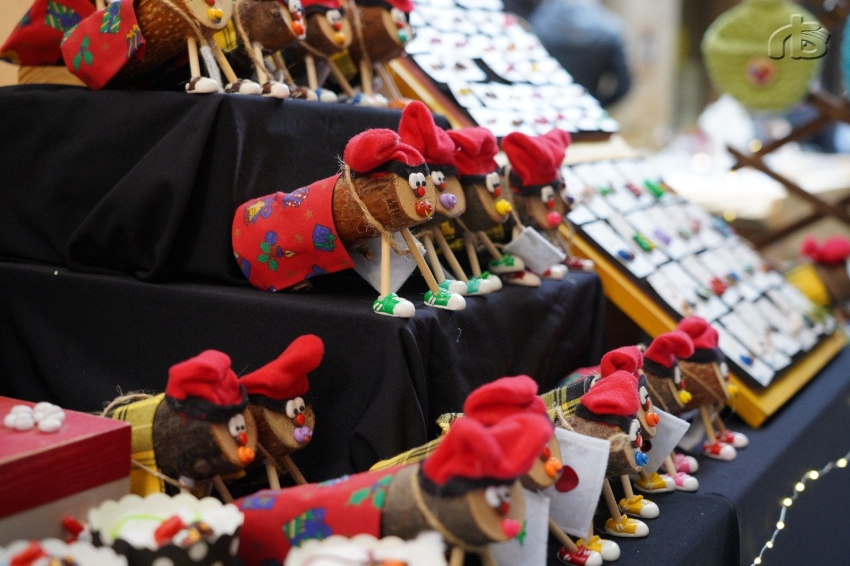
0;396;131;544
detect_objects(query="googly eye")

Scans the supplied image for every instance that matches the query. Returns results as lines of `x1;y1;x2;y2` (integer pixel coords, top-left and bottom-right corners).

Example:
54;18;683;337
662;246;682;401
408;173;419;189
417;172;427;186
390;7;406;24
288;0;302;12
639;386;649;406
326;9;341;24
629;420;640;443
485;172;500;194
674;366;682;386
228;414;247;437
720;362;729;378
431;171;446;188
541;186;555;208
485;486;501;508
498;485;510;502
285;399;297;419
294;396;306;414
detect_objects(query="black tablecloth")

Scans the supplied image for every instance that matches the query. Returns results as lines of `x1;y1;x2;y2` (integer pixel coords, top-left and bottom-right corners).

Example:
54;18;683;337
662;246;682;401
0;260;606;480
0;85;449;285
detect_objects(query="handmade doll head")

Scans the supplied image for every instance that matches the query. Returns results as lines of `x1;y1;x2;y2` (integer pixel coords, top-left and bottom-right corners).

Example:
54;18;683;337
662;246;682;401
345;0;413;64
447;127;514;232
569;370;646;477
600;346;659;439
463;375;563;491
240;335;323;461
675;317;731;406
155;350;258;481
181;0;234;29
415;413;553;545
641;331;696;414
501;129;571;232
801;235;850;309
398;101;465;221
303;0;352;52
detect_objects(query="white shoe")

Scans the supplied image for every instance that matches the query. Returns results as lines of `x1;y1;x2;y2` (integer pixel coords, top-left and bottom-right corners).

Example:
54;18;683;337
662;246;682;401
504;270;541;287
186;76;219;93
541;264;568;280
315;88;338;102
225;79;263;95
262;81;290;98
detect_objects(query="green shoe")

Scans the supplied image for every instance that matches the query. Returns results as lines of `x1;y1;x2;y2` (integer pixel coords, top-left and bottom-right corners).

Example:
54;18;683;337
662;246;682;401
488;254;525;274
372;293;415;317
466;275;495;295
439;278;468;295
424;288;466;311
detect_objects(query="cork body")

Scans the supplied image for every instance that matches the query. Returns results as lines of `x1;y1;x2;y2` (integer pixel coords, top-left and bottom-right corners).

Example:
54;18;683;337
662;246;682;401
420;176;466;228
346;5;405;64
644;371;685;415
249;404;315;462
238;0;300;51
815;263;850;304
305;13;353;54
461;182;510;232
331;174;436;245
567;417;640;478
679;360;728;409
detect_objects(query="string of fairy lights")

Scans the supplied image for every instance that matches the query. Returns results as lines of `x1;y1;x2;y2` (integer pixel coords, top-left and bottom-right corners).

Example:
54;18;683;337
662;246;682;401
749;448;850;565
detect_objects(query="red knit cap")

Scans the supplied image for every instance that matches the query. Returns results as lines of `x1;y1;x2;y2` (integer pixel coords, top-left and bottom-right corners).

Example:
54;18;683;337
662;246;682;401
422;413;553;485
398;101;457;170
801;236;850;265
166;350;244;407
540;128;571;166
464;375;549;426
301;0;341;10
446;127;499;177
385;0;414;12
578;370;639;417
343;129;426;175
600;346;643;378
502;132;561;187
677;316;719;351
240;335;324;400
644;331;695;369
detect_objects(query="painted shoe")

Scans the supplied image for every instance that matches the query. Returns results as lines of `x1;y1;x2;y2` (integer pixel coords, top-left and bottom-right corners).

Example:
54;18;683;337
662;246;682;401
618;495;659;519
465;275;496;295
482;271;503;291
604;515;648;538
261;81;290;98
186;76;219;94
576;536;620;562
717;429;749;448
315;88;338;102
556;546;603;566
225;79;263;95
503;270;541;287
372;293;414;318
424;289;466;311
672;453;699;474
439;279;468;295
666;471;699;492
567;257;595;271
634;472;675;494
488;254;525;274
541;264;568;280
702;440;737;461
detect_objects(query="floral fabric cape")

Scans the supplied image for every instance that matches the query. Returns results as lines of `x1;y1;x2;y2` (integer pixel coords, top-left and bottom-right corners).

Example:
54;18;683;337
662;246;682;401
0;0;96;65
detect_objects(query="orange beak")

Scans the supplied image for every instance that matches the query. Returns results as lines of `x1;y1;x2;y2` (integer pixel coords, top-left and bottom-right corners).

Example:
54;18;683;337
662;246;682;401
646;412;660;427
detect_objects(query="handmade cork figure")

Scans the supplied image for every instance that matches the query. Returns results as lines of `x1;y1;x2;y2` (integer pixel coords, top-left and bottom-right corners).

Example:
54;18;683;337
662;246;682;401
676;316;748;462
640;331;695;415
239;334;323;489
801;235;850;317
105;350;258;498
501;129;574;280
399;102;490;299
296;0;356;99
236;412;553;566
567;370;649;538
233;128;442;317
447;127;540;289
59;0;262;93
345;0;413;100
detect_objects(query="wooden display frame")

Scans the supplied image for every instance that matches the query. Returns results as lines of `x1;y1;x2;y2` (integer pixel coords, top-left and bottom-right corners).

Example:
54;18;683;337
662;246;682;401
567;225;846;428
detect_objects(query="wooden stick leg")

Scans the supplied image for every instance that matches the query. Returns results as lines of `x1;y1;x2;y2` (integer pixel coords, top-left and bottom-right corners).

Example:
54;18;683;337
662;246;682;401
282;455;308;485
380;236;391;297
549;519;579;552
305;53;318;91
602;480;623;521
449;546;465;566
401;228;441;294
187;38;201;79
713;404;728;433
375;62;403;100
212;43;239;84
265;458;281;489
252;43;269;84
324;58;355;97
700;406;718;444
620;475;635;498
478;231;502;259
639;469;651;481
272;52;295;84
211;476;234;503
464;232;483;276
422;232;446;283
665;455;678;476
478;549;497;566
435;230;469;282
359;59;373;95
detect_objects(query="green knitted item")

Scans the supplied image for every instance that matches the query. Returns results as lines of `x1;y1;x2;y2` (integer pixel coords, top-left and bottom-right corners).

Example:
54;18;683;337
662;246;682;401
702;0;825;112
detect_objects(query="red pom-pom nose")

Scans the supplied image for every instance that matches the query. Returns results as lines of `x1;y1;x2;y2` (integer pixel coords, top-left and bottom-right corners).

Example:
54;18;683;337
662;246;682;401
296;413;306;426
546;211;562;227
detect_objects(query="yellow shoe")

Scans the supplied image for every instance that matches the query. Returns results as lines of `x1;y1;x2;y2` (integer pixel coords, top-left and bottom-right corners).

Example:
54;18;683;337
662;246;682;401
604;515;649;538
618;494;660;519
576;536;620;562
634;472;675;494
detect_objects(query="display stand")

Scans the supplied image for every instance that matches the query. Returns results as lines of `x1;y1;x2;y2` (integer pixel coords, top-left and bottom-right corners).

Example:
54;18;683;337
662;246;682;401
568;224;846;427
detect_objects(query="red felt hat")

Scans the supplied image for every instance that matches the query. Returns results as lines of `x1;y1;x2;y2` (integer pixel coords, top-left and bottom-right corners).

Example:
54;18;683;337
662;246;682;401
446;127;499;177
540;128;571;165
644;331;695;369
398;101;457;171
166;350;244;407
599;346;643;378
385;0;414;12
301;0;341;10
240;335;324;401
677;316;719;351
579;370;639;418
343;128;426;175
464;375;549;426
801;235;850;265
422;413;553;486
501;131;562;187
